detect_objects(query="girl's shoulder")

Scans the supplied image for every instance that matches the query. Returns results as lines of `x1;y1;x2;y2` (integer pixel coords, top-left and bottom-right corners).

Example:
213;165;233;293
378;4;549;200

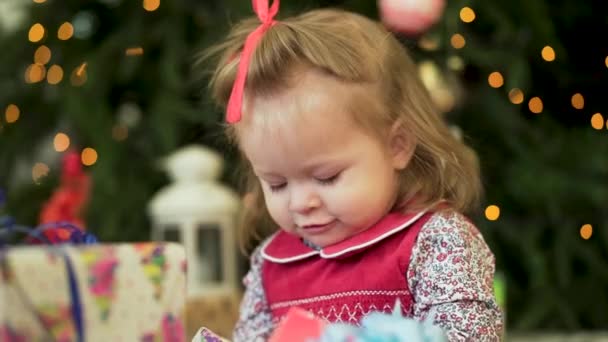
417;209;488;249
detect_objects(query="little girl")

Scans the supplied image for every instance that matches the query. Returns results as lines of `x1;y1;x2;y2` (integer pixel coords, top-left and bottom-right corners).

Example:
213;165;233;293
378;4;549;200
200;1;503;341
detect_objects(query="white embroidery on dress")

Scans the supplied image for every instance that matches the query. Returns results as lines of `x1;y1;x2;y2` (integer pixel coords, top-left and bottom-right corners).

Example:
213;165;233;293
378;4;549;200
269;289;411;309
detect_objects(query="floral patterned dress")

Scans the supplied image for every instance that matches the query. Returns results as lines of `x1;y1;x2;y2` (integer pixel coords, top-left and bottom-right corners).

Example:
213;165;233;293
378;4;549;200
233;210;503;341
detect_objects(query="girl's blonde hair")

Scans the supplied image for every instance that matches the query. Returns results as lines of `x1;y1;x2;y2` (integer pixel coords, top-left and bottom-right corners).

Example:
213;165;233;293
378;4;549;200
200;8;482;253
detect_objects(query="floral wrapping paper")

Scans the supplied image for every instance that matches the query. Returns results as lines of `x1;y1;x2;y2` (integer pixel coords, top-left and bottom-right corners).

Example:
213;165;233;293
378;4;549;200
0;242;187;342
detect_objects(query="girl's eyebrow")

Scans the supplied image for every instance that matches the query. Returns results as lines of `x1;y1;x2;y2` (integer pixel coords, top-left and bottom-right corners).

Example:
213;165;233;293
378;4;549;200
254;169;285;179
302;158;348;173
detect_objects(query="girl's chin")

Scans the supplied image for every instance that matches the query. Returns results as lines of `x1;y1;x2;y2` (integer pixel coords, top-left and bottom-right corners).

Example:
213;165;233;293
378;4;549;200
303;234;349;249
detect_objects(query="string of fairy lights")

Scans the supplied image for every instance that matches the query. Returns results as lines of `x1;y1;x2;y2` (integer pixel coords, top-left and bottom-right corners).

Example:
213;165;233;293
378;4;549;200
2;0;154;185
451;6;604;239
2;1;605;239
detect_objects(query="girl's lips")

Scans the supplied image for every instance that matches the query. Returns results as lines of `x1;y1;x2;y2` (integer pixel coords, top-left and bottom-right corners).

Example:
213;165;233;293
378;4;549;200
301;220;337;235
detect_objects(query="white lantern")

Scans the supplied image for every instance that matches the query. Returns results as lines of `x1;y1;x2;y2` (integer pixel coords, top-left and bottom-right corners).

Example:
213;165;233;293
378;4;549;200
148;145;240;297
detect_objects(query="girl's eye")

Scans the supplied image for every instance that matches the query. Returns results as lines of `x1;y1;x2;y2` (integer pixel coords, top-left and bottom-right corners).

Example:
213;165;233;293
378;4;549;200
317;172;341;185
269;183;287;192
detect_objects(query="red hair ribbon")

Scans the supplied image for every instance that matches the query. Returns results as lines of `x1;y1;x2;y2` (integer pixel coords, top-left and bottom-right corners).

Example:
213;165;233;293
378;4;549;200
225;0;280;124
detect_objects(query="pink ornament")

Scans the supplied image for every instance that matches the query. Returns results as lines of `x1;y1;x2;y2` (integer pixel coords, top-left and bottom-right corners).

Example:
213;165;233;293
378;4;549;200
378;0;446;36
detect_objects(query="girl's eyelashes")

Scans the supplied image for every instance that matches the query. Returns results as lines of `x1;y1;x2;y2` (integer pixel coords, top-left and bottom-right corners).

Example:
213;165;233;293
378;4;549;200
269;183;287;192
317;172;341;185
264;172;342;191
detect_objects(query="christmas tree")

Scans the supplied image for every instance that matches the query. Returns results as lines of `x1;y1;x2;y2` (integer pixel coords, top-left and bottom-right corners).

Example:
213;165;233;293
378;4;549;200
1;0;607;332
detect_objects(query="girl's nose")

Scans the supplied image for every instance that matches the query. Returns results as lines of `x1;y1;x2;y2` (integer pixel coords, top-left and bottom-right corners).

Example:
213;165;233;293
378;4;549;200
288;186;321;214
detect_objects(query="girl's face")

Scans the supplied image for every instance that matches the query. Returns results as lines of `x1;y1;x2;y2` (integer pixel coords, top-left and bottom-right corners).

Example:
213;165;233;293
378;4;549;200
237;70;413;247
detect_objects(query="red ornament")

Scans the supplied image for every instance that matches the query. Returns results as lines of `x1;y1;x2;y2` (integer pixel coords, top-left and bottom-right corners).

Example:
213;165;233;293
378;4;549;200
378;0;446;36
37;151;92;243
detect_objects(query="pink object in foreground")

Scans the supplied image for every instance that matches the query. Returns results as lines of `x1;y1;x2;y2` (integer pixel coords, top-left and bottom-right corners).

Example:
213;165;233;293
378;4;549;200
268;307;327;342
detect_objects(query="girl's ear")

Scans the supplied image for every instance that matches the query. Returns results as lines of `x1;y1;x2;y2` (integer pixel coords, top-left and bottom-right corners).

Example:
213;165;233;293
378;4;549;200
389;120;416;170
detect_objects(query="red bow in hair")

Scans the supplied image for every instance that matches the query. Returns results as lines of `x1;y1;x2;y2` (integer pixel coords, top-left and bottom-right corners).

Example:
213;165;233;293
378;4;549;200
226;0;280;124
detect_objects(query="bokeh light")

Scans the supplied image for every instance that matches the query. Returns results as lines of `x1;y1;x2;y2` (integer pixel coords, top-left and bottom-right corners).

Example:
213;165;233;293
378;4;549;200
58;22;74;40
5;104;20;123
143;0;160;11
70;63;88;86
488;71;504;88
25;63;46;83
28;23;45;42
485;205;500;221
580;224;592;240
541;46;555;62
34;45;51;65
32;162;50;184
460;7;475;23
508;88;524;104
528;97;543;114
125;47;144;56
47;65;64;84
418;35;439;51
571;93;584;109
81;147;98;166
53;133;70;152
591;113;604;130
450;34;466;49
447;56;464;71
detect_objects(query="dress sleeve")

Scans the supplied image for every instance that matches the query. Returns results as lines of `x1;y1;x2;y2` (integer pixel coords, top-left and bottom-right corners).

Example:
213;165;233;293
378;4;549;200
232;244;275;342
407;211;504;341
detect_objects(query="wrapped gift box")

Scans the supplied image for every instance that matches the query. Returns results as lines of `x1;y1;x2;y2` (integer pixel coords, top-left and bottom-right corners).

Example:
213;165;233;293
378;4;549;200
0;242;187;341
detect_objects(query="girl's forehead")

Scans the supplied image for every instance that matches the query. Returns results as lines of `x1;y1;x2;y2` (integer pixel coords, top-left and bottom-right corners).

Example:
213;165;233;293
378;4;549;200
234;68;388;166
238;111;371;176
238;94;352;154
238;73;357;143
235;95;371;172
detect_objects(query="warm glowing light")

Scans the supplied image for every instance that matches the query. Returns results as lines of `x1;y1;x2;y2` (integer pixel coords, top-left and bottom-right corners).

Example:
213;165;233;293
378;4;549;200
485;205;500;221
125;47;144;56
32;162;50;184
47;65;64;84
28;23;45;42
488;72;504;88
591;113;604;130
418;36;439;51
76;62;87;76
112;124;129;141
71;63;88;86
460;7;475;23
81;147;98;166
53;133;70;152
25;63;46;83
143;0;160;11
57;22;74;40
33;0;46;3
528;97;543;114
34;45;51;65
5;104;20;123
450;34;466;49
580;224;592;240
571;93;584;109
508;88;524;104
447;56;464;71
605;56;608;68
541;46;555;62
